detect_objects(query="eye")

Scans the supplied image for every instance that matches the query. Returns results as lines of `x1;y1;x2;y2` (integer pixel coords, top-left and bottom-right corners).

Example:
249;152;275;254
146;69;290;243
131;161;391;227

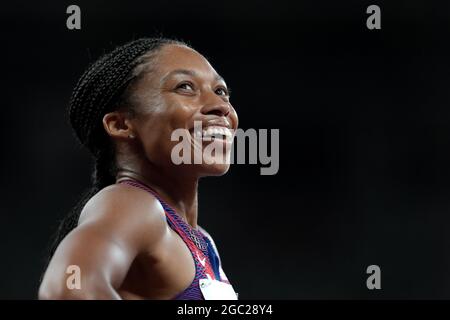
176;82;195;92
215;86;230;96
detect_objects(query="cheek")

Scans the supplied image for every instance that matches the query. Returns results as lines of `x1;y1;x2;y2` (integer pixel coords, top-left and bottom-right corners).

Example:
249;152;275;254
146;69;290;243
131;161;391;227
145;117;172;146
165;101;198;133
157;94;195;126
138;107;193;163
230;107;239;129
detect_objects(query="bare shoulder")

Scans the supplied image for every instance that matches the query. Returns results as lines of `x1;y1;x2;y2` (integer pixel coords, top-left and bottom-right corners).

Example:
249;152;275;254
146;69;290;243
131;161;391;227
39;183;169;299
78;183;168;252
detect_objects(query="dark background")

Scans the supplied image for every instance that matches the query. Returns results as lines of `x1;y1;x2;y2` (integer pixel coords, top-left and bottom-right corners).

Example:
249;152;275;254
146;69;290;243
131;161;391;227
1;0;450;299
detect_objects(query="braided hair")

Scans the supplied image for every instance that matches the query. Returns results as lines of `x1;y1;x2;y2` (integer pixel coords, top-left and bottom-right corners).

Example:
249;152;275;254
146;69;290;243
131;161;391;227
47;37;186;260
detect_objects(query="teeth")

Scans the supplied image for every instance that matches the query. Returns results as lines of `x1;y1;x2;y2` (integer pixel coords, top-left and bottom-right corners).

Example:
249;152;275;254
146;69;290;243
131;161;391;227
199;126;232;139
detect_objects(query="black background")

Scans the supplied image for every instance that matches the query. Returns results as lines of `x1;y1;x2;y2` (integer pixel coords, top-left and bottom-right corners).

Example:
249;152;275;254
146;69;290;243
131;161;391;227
1;0;450;299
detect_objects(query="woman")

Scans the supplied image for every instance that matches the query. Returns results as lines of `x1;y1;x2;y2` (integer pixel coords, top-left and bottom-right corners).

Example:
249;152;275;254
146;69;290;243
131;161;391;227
39;38;239;300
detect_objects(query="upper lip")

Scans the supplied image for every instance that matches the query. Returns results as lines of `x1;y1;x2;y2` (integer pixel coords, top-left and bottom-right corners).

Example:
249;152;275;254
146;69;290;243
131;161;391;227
190;118;232;131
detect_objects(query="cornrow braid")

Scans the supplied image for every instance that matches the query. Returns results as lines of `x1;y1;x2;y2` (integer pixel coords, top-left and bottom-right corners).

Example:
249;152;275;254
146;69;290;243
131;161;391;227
70;38;171;151
44;37;187;269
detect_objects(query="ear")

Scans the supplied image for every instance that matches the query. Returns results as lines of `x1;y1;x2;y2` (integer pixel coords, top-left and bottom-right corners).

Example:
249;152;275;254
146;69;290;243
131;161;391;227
102;111;135;139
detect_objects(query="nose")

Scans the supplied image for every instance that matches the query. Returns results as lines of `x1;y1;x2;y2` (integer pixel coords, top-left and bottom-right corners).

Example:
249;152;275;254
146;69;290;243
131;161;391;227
200;92;231;117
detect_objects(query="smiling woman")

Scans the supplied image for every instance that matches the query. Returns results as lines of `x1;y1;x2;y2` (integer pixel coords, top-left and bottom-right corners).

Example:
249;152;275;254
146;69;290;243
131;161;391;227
39;38;239;300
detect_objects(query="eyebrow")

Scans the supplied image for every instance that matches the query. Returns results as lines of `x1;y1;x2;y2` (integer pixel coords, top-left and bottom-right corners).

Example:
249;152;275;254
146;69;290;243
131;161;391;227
161;69;225;84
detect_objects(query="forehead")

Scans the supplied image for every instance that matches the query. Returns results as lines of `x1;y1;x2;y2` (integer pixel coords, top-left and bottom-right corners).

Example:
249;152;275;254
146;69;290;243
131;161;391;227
153;44;220;80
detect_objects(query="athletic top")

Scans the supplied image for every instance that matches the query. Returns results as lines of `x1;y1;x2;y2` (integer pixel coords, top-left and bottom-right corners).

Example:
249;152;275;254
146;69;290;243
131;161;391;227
117;178;232;300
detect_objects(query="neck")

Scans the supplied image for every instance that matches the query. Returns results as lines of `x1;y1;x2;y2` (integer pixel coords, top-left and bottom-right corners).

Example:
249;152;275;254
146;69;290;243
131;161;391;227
116;165;199;229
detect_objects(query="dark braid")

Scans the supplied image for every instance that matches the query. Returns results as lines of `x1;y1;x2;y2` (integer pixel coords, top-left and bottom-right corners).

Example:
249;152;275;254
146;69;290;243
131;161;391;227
45;37;187;265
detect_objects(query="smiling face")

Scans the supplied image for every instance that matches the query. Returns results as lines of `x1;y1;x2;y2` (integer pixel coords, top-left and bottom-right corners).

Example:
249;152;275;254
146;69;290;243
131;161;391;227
125;44;239;178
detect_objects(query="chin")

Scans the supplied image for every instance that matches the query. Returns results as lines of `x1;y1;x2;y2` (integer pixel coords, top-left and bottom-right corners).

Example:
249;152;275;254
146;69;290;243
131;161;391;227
200;163;231;177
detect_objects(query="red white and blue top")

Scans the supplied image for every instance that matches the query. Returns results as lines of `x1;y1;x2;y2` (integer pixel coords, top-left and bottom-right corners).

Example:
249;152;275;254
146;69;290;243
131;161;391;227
118;178;233;300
